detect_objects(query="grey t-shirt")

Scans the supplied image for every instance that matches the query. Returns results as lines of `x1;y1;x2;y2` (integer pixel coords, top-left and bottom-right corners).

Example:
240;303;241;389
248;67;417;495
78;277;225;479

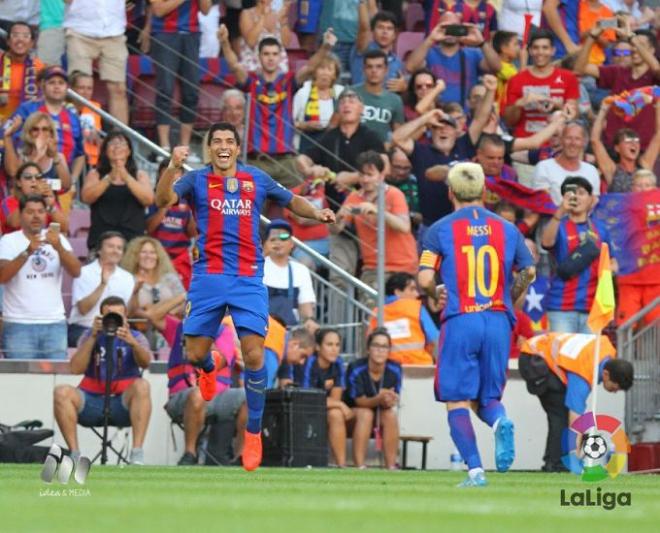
351;83;404;144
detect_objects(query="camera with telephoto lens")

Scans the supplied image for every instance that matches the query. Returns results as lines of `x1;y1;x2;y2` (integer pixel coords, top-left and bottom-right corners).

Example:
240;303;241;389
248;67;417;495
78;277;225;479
101;312;124;336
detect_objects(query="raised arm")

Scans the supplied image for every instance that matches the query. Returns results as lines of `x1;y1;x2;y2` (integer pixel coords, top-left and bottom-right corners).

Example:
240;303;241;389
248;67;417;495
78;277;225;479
415;79;445;115
406;24;444;73
287;194;335;224
573;32;601;78
295;29;337;85
511;266;537;303
218;24;248;86
512;110;567;152
542;0;579;55
468;74;497;145
155;146;187;207
640;99;660;170
355;0;374;54
590;102;616;185
392;109;445;154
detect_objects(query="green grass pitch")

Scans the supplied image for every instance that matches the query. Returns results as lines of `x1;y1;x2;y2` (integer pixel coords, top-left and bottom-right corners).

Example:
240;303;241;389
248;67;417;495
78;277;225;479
1;465;659;533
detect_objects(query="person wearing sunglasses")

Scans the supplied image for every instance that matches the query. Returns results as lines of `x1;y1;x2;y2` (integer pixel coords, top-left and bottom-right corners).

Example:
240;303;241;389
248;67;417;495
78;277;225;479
0;161;68;235
611;41;633;67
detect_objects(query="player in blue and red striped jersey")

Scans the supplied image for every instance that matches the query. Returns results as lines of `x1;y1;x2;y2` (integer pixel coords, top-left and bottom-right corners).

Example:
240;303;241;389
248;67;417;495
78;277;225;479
150;0;212;155
540;176;614;334
418;162;535;487
155;122;335;471
218;23;338;189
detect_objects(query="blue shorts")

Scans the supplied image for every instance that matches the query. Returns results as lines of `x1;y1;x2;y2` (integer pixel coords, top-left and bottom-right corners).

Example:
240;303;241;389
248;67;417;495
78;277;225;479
435;311;512;406
295;0;322;34
77;390;131;427
184;273;268;339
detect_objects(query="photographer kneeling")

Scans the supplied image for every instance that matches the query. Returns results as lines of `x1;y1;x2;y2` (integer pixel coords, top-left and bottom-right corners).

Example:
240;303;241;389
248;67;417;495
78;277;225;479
53;296;152;465
541;176;617;334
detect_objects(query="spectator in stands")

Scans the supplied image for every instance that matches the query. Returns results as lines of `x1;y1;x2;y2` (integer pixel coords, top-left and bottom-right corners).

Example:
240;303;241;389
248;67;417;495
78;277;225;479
3;112;72;194
0;161;69;235
263;219;317;327
404;69;439;122
541;177;615;334
386;147;421;233
318;0;361;75
0;2;39;41
503;30;579;139
37;0;65;66
605;1;655;29
146;160;196;290
293;52;343;152
81;132;154;250
238;0;292;73
69;71;102;170
592;99;660;193
12;66;85;182
299;328;351;468
68;231;135;347
149;1;212;161
532;121;601;205
63;0;130;124
631;168;657;192
368;272;438;365
0;194;81;359
121;236;186;348
351;4;405;91
351;49;404;144
331;150;417;295
274;323;317;388
219;24;336;189
146;294;247;465
405;11;501;108
426;0;499;41
575;28;660;151
54;295;152;465
611;40;634;68
492;30;521;108
0;21;43;122
344;327;401;469
498;0;542;39
542;0;581;57
218;89;247;143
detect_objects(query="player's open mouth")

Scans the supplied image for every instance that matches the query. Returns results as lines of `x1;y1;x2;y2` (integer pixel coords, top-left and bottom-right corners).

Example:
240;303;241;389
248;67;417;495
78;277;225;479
217;152;231;161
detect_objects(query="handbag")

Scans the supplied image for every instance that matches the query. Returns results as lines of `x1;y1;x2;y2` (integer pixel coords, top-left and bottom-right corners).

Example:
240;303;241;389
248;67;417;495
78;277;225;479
555;221;601;281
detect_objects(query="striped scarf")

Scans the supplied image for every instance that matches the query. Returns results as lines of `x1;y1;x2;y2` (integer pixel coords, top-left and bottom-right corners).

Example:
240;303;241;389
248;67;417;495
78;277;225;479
303;83;320;123
0;52;39;106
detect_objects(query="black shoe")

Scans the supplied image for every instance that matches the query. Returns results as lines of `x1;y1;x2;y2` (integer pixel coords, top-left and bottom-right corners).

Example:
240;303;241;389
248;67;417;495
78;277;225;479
177;452;198;466
542;462;568;473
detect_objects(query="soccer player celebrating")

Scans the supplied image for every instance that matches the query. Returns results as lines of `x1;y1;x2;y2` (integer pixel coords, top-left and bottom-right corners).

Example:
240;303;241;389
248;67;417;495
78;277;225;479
155;123;335;471
418;163;536;487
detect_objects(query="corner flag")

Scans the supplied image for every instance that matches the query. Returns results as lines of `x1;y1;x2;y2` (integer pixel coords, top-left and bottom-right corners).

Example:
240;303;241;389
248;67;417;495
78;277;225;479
587;243;615;333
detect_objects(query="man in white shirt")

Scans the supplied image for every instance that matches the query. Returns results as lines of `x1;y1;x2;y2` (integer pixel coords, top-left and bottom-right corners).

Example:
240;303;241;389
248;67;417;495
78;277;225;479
63;0;129;123
263;219;317;327
68;231;135;347
0;0;39;37
532;121;602;206
0;195;81;359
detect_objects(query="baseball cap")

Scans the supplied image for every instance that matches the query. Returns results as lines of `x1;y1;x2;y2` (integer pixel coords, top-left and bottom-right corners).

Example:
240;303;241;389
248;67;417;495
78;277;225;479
438;115;458;128
338;88;363;103
39;65;68;83
266;219;292;239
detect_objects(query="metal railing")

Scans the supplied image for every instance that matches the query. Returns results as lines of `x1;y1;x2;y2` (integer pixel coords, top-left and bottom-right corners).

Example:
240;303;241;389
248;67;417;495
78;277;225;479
617;297;660;440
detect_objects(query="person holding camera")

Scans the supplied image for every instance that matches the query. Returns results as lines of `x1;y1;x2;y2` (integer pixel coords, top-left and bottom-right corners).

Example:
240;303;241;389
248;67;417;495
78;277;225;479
0;194;81;359
53;296;152;465
541;176;617;334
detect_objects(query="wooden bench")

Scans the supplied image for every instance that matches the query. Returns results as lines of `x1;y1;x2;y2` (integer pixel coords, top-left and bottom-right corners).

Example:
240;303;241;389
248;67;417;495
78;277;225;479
400;435;432;470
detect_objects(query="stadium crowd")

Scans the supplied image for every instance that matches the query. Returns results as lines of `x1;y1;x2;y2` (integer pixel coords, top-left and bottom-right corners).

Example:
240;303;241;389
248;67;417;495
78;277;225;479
0;1;657;471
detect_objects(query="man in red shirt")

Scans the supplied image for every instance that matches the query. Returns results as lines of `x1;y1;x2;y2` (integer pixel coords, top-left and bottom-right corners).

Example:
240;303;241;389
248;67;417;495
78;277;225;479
503;29;579;138
574;28;660;150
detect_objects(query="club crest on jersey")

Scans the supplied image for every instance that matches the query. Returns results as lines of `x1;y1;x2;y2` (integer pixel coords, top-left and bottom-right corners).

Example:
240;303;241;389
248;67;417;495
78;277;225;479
226;178;238;193
242;180;254;192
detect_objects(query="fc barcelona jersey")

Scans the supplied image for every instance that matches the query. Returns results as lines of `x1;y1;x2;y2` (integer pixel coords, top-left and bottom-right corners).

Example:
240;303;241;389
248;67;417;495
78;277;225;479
174;164;293;277
420;206;534;324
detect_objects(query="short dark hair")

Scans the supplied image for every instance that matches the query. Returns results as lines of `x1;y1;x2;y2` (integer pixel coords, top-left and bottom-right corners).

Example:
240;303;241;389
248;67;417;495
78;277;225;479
614;128;640;145
370;11;398;31
356;150;385;173
315;327;341;346
367;327;391;348
492;31;518;54
14;161;41;181
8;21;34;40
96;230;126;250
477;133;505;151
290;327;315;348
100;296;127;313
560;176;593;196
19;194;47;212
604;359;634;391
363;48;388;65
258;36;282;53
207;122;241;146
528;29;554;49
634;29;657;49
385;272;416;296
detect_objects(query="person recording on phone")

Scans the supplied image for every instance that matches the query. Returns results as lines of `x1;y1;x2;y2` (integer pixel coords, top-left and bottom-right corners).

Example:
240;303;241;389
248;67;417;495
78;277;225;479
0;194;81;359
53;296;152;465
541;177;617;334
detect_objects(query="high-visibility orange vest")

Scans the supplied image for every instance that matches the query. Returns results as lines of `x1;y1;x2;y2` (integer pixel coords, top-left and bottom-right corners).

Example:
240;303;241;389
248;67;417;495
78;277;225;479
520;333;616;385
369;299;434;365
264;316;287;362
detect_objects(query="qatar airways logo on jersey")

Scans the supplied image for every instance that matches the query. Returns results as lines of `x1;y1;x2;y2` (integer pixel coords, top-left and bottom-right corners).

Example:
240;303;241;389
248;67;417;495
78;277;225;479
210;198;253;216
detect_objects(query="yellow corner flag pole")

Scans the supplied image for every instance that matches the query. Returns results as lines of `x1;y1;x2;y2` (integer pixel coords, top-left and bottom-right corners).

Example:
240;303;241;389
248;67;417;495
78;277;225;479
587;243;616;416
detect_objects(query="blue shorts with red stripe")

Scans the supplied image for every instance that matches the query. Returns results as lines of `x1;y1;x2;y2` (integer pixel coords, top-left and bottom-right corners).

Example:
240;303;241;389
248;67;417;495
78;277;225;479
435;311;512;406
183;273;268;339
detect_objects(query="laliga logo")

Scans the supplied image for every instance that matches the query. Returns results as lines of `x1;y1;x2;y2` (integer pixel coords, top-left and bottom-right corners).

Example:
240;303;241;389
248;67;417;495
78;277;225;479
41;444;91;484
562;411;630;482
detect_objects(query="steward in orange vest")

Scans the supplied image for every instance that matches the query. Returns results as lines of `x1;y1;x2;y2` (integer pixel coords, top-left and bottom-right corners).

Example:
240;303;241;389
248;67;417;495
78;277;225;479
519;332;633;472
263;316;315;388
368;273;438;365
